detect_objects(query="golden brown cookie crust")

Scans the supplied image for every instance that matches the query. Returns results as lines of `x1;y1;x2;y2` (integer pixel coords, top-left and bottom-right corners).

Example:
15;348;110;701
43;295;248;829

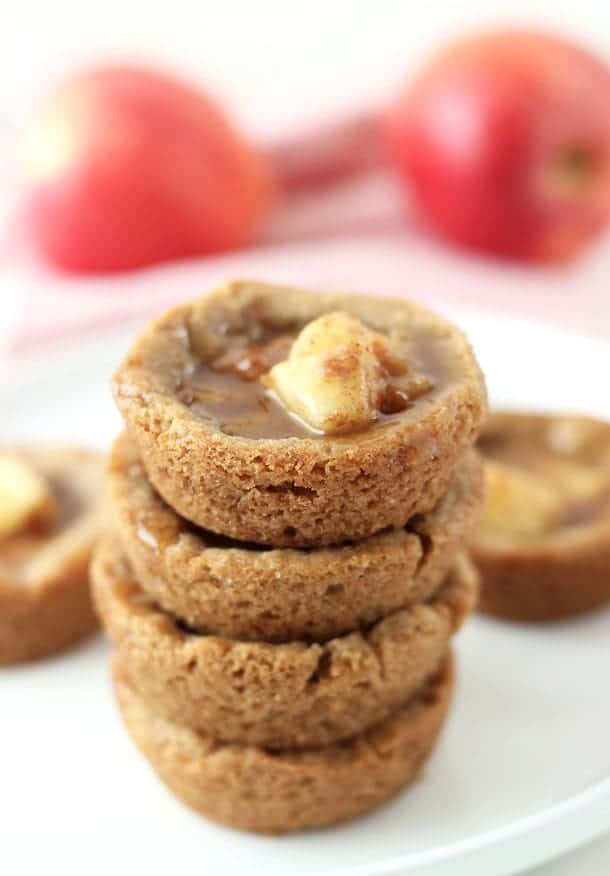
471;412;610;621
0;448;106;665
110;431;483;641
113;655;454;834
92;535;476;748
113;281;487;546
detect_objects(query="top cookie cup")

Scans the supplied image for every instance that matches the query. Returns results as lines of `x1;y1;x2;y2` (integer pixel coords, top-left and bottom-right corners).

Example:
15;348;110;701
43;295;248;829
113;281;487;546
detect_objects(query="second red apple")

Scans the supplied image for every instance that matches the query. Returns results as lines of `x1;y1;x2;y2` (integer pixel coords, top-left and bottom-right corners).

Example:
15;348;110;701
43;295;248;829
386;31;610;262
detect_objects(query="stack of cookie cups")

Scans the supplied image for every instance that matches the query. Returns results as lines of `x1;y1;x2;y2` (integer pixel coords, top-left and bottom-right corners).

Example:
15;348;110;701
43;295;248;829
93;282;487;834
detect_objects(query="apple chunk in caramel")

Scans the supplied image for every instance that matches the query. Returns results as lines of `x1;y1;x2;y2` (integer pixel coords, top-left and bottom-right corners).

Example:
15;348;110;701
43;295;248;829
263;312;433;435
481;459;562;539
0;454;58;540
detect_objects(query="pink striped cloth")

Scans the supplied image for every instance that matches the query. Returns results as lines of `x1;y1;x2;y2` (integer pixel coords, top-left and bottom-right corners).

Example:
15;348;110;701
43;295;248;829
4;171;610;359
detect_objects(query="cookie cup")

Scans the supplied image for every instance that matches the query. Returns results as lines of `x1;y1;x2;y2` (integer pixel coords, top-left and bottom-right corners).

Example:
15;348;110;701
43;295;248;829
92;535;476;749
110;431;483;641
113;656;454;834
113;282;486;546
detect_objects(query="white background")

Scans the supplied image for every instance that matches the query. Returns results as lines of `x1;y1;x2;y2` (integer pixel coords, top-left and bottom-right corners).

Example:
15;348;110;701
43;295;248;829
4;0;610;138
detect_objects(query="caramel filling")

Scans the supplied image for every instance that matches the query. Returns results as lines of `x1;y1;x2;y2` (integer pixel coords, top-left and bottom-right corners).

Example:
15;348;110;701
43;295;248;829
178;321;452;440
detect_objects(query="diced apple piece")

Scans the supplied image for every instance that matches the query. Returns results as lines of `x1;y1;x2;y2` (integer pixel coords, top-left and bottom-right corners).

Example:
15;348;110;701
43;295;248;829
0;455;57;539
289;312;374;358
264;312;398;434
481;460;562;538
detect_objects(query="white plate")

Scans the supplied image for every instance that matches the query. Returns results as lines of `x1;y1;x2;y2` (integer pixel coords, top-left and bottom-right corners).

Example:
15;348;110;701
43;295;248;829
2;312;610;876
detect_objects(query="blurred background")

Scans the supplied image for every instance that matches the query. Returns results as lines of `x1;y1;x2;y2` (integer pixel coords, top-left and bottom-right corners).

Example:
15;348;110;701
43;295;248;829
2;0;610;362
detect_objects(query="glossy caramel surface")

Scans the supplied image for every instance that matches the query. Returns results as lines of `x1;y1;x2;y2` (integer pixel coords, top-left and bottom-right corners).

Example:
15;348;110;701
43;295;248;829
178;327;455;440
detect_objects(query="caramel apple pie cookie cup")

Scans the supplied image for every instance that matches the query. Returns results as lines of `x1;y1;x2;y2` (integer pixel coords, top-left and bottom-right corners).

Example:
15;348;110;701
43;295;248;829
109;432;483;641
113;282;487;547
0;448;106;665
471;412;610;621
113;655;454;834
92;535;476;749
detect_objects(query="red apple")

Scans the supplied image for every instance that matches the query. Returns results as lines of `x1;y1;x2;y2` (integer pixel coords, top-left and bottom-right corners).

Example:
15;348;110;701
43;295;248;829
21;66;272;272
386;31;610;262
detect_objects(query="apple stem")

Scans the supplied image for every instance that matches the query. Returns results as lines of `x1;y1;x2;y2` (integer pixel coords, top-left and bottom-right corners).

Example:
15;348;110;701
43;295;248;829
267;109;385;195
549;145;597;193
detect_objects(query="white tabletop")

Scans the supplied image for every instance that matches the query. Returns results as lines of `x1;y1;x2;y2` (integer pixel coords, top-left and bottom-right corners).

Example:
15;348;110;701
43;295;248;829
528;832;610;875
